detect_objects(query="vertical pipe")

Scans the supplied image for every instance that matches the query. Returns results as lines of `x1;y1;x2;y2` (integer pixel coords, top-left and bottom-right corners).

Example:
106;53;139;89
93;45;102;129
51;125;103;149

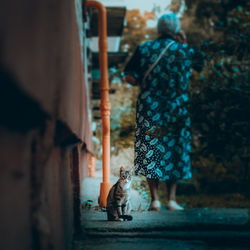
85;1;113;207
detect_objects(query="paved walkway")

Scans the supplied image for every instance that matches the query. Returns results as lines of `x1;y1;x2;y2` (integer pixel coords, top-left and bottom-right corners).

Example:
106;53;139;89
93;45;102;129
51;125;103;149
77;163;250;249
73;208;250;250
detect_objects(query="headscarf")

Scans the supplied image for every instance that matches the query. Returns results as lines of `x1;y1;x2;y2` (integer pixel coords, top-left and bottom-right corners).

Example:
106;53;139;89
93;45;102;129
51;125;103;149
157;13;181;37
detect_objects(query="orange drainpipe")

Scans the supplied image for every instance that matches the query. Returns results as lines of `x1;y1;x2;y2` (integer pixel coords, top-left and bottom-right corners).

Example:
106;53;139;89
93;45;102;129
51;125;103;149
85;0;113;207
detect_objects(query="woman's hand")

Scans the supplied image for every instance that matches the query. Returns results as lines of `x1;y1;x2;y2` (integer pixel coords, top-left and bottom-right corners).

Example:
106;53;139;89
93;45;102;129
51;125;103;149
125;74;137;85
175;30;187;44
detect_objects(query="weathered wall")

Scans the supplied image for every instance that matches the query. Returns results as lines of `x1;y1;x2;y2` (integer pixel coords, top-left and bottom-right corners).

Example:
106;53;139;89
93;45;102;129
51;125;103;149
0;0;91;249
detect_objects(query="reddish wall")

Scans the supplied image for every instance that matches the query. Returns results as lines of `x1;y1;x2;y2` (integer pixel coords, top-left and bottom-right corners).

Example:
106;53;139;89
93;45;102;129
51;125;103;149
0;0;91;249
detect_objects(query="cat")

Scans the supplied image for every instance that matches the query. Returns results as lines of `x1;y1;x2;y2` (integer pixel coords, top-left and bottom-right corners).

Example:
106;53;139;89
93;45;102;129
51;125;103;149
106;167;133;221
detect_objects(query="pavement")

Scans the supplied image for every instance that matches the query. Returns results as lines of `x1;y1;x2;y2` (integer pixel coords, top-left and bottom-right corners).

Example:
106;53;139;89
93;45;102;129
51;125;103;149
76;163;250;250
81;208;250;233
72;208;250;250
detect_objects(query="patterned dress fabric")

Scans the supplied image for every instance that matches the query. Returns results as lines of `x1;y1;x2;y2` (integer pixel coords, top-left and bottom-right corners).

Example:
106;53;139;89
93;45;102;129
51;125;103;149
124;37;202;181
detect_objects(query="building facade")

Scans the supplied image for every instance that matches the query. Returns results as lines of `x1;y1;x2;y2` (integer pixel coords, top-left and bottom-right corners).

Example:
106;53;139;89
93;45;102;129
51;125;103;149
0;0;92;249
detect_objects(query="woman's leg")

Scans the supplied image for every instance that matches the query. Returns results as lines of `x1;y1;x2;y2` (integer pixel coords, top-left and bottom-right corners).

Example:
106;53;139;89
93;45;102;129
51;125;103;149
166;180;184;210
166;180;177;201
147;178;161;211
147;178;159;201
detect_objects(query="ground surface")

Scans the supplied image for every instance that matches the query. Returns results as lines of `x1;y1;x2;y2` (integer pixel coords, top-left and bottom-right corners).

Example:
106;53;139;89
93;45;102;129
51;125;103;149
73;208;250;250
79;161;250;249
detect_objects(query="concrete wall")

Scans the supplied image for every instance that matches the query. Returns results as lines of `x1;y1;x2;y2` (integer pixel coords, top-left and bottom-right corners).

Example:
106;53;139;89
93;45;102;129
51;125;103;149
0;0;91;249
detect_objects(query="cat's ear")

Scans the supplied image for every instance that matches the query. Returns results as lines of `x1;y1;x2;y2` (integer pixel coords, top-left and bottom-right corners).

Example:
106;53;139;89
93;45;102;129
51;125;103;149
120;166;125;173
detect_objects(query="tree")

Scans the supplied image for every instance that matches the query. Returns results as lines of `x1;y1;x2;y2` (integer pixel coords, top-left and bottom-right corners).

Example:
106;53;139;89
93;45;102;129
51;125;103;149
181;0;250;194
121;9;157;56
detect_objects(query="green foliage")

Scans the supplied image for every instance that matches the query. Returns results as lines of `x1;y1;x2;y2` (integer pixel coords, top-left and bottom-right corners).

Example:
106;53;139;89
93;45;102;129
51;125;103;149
186;0;250;193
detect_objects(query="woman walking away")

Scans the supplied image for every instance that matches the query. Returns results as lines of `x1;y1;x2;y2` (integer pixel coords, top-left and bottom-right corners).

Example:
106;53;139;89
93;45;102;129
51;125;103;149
124;13;204;211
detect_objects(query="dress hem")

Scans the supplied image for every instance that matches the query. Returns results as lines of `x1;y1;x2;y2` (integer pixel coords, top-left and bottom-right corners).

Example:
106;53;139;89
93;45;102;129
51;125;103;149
134;171;192;181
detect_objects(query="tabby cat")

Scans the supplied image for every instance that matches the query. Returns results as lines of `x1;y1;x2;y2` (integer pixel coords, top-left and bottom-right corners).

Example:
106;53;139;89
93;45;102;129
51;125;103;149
106;167;133;221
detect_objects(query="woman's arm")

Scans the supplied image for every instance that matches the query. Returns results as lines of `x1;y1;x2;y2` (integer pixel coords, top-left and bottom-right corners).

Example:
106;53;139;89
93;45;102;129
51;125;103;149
175;31;205;72
124;46;141;85
174;30;187;44
125;74;137;85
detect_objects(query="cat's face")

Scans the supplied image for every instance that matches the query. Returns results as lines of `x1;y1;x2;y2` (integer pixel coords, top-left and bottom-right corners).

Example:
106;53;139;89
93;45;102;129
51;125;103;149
120;167;132;186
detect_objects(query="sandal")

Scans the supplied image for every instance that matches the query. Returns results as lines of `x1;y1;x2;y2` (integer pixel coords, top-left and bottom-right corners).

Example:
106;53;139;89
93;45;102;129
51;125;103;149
148;200;161;211
166;200;184;211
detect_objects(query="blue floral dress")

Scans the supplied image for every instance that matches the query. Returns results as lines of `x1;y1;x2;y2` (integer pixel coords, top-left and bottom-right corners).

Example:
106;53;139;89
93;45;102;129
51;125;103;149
125;37;203;181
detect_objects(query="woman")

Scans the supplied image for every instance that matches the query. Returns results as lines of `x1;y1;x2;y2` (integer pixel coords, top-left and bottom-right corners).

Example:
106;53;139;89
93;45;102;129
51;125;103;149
124;13;204;211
